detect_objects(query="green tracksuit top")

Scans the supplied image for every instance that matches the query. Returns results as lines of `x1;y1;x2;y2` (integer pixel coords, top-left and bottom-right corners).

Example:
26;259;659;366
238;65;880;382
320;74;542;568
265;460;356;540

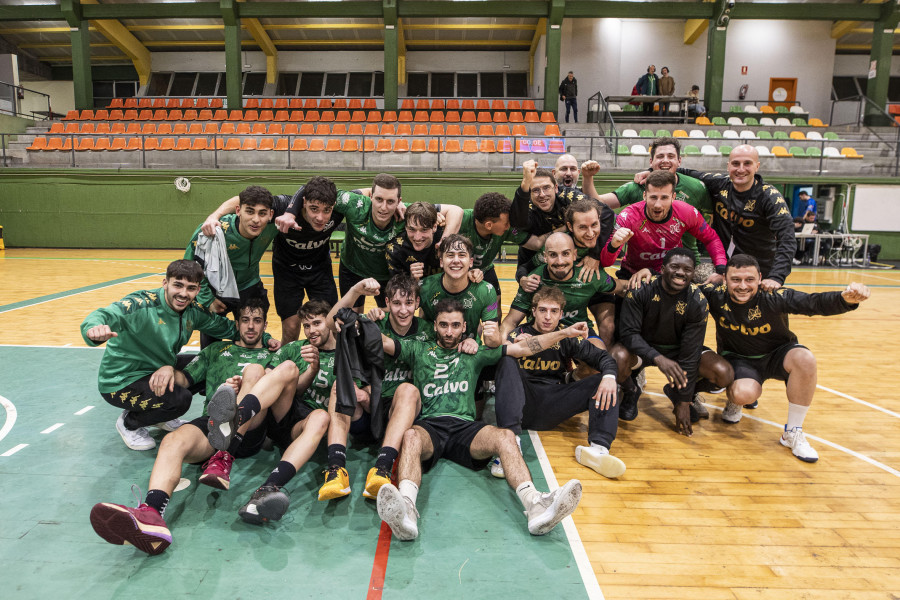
80;287;242;393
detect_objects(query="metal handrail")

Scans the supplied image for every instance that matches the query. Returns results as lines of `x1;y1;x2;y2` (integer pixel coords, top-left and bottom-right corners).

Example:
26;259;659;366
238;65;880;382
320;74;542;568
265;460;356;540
0;80;54;120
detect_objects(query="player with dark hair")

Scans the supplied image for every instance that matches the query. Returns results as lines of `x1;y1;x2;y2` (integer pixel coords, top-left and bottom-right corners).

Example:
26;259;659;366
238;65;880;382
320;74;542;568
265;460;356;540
375;299;586;541
81;259;277;451
386;201;463;281
700;254;870;461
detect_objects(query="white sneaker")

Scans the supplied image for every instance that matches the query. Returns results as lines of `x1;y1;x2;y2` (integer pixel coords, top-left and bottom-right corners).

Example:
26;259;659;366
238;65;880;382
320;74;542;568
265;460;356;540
709;387;726;394
116;411;156;451
154;418;187;432
489;457;505;479
525;479;582;536
780;427;819;462
575;445;626;479
377;483;419;541
722;401;743;424
634;369;646;391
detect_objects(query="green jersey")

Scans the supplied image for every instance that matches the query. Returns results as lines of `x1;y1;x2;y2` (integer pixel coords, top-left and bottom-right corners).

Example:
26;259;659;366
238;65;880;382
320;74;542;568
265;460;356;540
182;342;274;412
419;274;499;340
81;287;243;393
378;315;434;398
457;209;529;272
268;341;333;410
185;212;278;308
612;173;713;259
526;233;594;271
395;339;505;421
335;189;406;281
510;265;616;328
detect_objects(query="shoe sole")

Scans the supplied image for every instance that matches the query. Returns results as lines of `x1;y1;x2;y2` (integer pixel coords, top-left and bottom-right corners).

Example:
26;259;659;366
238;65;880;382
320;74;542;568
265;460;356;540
722;416;742;424
575;448;626;479
376;485;417;541
780;437;819;463
528;480;583;536
207;386;238;451
153;420;183;432
363;477;390;500
318;485;351;501
89;503;171;555
198;472;230;491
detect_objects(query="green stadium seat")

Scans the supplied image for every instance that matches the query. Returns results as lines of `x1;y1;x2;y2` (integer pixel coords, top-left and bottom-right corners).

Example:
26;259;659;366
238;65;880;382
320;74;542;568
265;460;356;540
711;117;727;126
683;144;701;156
718;144;733;155
639;129;654;137
806;146;822;158
775;106;789;113
729;106;744;113
756;130;772;140
743;117;759;126
824;132;840;141
707;130;722;139
792;118;808;127
655;129;671;137
617;144;631;155
773;131;789;140
789;146;806;157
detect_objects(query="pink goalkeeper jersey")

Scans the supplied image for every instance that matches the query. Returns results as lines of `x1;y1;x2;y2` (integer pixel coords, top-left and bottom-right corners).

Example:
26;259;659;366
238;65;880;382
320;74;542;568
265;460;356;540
601;200;727;274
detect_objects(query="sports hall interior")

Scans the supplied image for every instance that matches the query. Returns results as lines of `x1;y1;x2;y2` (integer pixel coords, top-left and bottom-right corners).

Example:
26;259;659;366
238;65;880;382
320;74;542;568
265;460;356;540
1;1;900;599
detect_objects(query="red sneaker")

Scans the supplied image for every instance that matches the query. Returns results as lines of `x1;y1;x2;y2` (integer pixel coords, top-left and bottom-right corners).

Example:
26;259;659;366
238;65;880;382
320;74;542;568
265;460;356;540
90;502;171;555
199;450;234;490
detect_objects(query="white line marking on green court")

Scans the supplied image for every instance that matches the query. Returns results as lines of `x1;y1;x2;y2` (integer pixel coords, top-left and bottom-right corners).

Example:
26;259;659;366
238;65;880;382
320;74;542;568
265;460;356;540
1;443;28;457
529;430;606;600
0;395;17;443
75;406;94;415
41;423;65;434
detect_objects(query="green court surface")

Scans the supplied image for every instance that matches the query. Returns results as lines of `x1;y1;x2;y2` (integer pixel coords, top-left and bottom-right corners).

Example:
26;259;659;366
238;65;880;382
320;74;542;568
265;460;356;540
0;346;593;599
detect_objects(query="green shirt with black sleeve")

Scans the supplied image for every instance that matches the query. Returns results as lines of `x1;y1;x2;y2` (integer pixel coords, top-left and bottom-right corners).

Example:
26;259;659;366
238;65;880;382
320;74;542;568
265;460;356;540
334;189;406;282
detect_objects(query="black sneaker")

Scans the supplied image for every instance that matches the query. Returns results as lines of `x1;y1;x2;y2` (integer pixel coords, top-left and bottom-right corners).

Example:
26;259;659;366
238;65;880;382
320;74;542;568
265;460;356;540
619;385;641;421
664;384;700;423
238;485;290;525
745;400;759;409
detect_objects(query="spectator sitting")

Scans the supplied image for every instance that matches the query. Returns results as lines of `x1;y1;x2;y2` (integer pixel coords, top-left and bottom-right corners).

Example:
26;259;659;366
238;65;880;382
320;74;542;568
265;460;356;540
687;85;706;118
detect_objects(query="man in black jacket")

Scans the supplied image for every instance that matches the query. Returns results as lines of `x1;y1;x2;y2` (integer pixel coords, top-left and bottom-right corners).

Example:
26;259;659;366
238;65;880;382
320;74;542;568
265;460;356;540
559;71;578;123
494;286;625;479
701;254;871;462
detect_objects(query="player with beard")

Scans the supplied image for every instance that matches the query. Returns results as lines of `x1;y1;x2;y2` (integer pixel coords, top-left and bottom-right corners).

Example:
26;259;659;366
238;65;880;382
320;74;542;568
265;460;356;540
89;297;292;554
375;299;586;541
700;255;870;461
201;176;341;344
612;249;734;432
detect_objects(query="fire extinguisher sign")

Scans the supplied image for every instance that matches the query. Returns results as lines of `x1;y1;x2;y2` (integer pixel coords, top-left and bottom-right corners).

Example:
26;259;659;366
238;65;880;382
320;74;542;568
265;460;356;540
741;66;748;75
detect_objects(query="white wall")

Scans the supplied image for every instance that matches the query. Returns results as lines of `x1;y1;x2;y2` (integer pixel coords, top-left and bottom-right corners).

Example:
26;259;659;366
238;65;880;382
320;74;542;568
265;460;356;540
21;80;75;117
722;20;836;118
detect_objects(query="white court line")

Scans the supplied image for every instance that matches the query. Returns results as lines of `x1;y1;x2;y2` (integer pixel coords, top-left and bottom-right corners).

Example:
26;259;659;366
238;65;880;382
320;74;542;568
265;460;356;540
41;423;64;434
0;273;160;314
646;391;900;479
1;444;28;457
857;271;900;283
74;406;94;415
529;430;605;600
0;395;17;443
816;385;900;419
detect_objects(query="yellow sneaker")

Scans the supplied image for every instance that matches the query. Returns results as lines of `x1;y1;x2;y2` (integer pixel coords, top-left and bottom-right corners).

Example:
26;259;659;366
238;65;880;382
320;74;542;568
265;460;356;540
318;466;351;501
362;467;392;500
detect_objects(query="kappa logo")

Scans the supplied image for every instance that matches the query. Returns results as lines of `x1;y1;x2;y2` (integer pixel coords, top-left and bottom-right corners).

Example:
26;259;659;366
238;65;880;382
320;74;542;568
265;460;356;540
228;244;239;251
158;318;166;325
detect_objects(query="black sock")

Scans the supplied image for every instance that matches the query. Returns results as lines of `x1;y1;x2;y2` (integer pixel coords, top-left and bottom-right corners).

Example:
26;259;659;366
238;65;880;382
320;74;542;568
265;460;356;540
327;444;347;469
226;432;244;456
263;461;297;489
375;446;398;472
238;394;261;426
621;377;636;393
694;378;716;394
145;489;170;517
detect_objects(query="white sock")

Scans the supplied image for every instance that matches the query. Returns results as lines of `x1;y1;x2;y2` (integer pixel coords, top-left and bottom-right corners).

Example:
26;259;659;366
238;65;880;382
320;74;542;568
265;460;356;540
398;479;419;506
589;442;609;453
515;435;522;453
785;403;810;431
516;481;539;508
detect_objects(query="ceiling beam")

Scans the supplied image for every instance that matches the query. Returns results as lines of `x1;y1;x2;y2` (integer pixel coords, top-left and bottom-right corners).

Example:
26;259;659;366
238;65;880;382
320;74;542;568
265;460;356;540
832;0;882;39
240;2;382;19
80;0;151;86
236;0;277;84
402;24;538;31
81;2;221;20
837;43;900;50
400;1;549;18
684;0;714;45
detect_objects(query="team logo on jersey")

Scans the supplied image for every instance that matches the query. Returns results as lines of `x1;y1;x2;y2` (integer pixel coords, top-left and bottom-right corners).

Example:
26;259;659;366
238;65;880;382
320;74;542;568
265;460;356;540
675;301;687;315
720;190;728;198
222;351;232;357
158;318;166;325
462;297;474;309
228;244;239;250
147;292;157;301
777;207;789;216
748;306;762;320
669;221;682;235
135;297;144;305
359;225;367;234
257;352;268;359
744;198;756;213
120;300;132;311
652;294;660;302
626;291;633;299
221;221;230;231
357;199;364;209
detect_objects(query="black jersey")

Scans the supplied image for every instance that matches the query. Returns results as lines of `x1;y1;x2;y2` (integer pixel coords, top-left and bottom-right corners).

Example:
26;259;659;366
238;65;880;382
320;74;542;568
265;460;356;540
509;323;617;384
680;169;796;285
272;185;345;269
700;284;858;358
619;277;709;402
510;185;614;278
385;225;445;280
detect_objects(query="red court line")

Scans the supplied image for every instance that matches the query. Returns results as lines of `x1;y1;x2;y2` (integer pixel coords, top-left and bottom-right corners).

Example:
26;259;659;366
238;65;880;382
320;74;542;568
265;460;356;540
366;521;393;599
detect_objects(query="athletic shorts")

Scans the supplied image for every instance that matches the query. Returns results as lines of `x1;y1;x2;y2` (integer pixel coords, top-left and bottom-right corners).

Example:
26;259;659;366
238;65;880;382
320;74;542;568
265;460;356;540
414;416;490;473
483;268;500;296
724;343;807;385
338;263;387;308
186;415;267;459
272;259;338;320
263;401;318;452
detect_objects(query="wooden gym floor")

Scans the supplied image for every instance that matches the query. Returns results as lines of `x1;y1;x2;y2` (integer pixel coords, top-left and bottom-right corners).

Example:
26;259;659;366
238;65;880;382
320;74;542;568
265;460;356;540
1;248;898;599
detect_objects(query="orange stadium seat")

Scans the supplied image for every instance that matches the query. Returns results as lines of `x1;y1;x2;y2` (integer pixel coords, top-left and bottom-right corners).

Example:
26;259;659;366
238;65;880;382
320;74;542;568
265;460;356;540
333;99;347;109
415;99;429;110
429;111;444;122
462;125;478;137
367;111;382;123
524;112;540;123
125;138;142;151
190;138;208;151
244;110;259;122
431;99;445;110
495;124;511;136
235;123;251;135
123;110;138;120
289;112;304;122
522;100;537;111
195;98;209;109
364;123;379;136
289;99;303;109
308;139;326;151
444;139;461;153
325;139;342;152
259;110;274;121
126;123;141;134
397;124;412;136
479;139;496;153
413;124;428;136
268;123;283;135
493;112;508;123
383;111;398;122
540;112;556;123
283;123;299;135
318;99;333;109
48;123;64;134
305;111;320;122
220;123;236;135
380;123;396;136
315;124;331;136
203;123;219;135
507;100;522;111
376;138;392;152
110;138;127;150
429;124;445;136
363;99;377;110
183;110;198;120
172;123;188;135
320;111;336;122
476;100;490;111
332;123;348;135
363;138;376;152
446;99;460;110
75;138;94;151
180;98;195;109
335;111;351;122
445;111;460;123
292;138;309;151
251;123;267;135
544;124;561;136
274;110;289;121
348;99;362;110
109;110;124;120
275;99;289;109
351;111;366;122
393;139;410;152
158;138;177;151
401;100;414;110
497;138;513;153
212;110;228;121
299;123;315;135
141;123;157;135
275;139;289;151
477;112;492;123
491;100;506;111
411;139;427;153
478;125;494;136
462;140;478;153
260;99;274;109
348;124;364;135
414;111;429;122
174;138;191;151
427;139;442;153
342;139;359;152
461;111;477;123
